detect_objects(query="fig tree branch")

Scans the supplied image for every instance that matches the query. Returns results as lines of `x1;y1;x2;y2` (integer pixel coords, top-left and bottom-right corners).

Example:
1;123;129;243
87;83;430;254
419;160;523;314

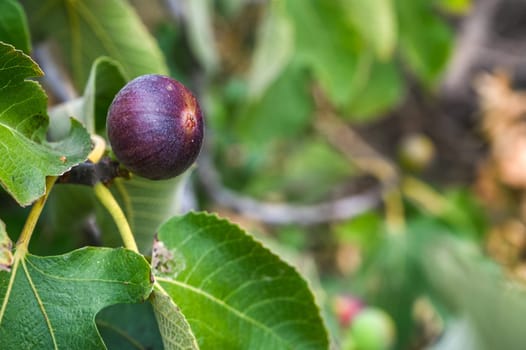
197;152;380;225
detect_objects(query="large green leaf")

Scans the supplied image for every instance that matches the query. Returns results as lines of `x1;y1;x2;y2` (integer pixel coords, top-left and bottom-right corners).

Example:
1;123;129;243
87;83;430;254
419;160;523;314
0;0;31;53
21;0;168;88
154;212;329;349
0;246;153;349
0;42;91;206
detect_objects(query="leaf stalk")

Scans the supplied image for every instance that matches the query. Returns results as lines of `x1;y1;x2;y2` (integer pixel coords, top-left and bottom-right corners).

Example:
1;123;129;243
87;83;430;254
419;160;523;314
94;182;138;253
16;176;57;253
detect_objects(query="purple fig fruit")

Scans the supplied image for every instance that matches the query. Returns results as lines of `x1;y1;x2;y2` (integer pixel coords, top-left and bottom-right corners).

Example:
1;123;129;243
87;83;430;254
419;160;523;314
107;74;204;180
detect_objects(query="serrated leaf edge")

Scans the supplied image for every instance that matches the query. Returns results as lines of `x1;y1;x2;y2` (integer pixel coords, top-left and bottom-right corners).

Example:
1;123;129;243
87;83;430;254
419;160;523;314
157;211;330;348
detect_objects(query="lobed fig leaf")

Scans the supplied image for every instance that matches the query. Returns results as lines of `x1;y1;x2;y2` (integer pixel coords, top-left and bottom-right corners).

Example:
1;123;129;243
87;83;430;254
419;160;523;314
0;42;91;206
0;247;153;349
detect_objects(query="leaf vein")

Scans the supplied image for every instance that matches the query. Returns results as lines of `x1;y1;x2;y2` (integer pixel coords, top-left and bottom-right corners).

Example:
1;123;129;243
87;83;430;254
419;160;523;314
25;258;144;286
157;277;291;348
182;236;246;284
195;247;259;290
22;259;58;349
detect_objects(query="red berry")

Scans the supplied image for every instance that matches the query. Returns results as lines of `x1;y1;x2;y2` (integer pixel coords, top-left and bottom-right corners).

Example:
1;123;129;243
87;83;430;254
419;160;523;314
333;295;364;328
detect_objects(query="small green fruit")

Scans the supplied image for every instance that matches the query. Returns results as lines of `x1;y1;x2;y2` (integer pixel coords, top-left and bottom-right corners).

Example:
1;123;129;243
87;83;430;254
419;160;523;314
343;307;395;350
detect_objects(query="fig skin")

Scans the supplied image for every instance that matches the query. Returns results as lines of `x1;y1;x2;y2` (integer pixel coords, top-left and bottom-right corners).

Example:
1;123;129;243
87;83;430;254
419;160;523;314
106;74;204;180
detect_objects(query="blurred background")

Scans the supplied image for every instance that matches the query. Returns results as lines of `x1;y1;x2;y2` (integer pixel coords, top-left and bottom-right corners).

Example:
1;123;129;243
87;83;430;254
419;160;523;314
6;0;526;348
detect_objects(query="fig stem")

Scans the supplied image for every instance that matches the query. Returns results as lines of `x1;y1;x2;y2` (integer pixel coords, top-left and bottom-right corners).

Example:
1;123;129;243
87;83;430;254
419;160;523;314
16;176;57;253
94;182;139;253
88;135;106;163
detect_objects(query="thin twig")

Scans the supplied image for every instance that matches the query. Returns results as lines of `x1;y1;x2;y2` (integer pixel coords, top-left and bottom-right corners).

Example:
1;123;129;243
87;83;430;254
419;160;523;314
198;153;380;225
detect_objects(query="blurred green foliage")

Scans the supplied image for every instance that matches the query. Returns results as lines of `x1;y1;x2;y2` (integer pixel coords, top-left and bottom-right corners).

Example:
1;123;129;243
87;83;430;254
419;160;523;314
201;0;457;206
8;0;526;349
203;3;526;348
